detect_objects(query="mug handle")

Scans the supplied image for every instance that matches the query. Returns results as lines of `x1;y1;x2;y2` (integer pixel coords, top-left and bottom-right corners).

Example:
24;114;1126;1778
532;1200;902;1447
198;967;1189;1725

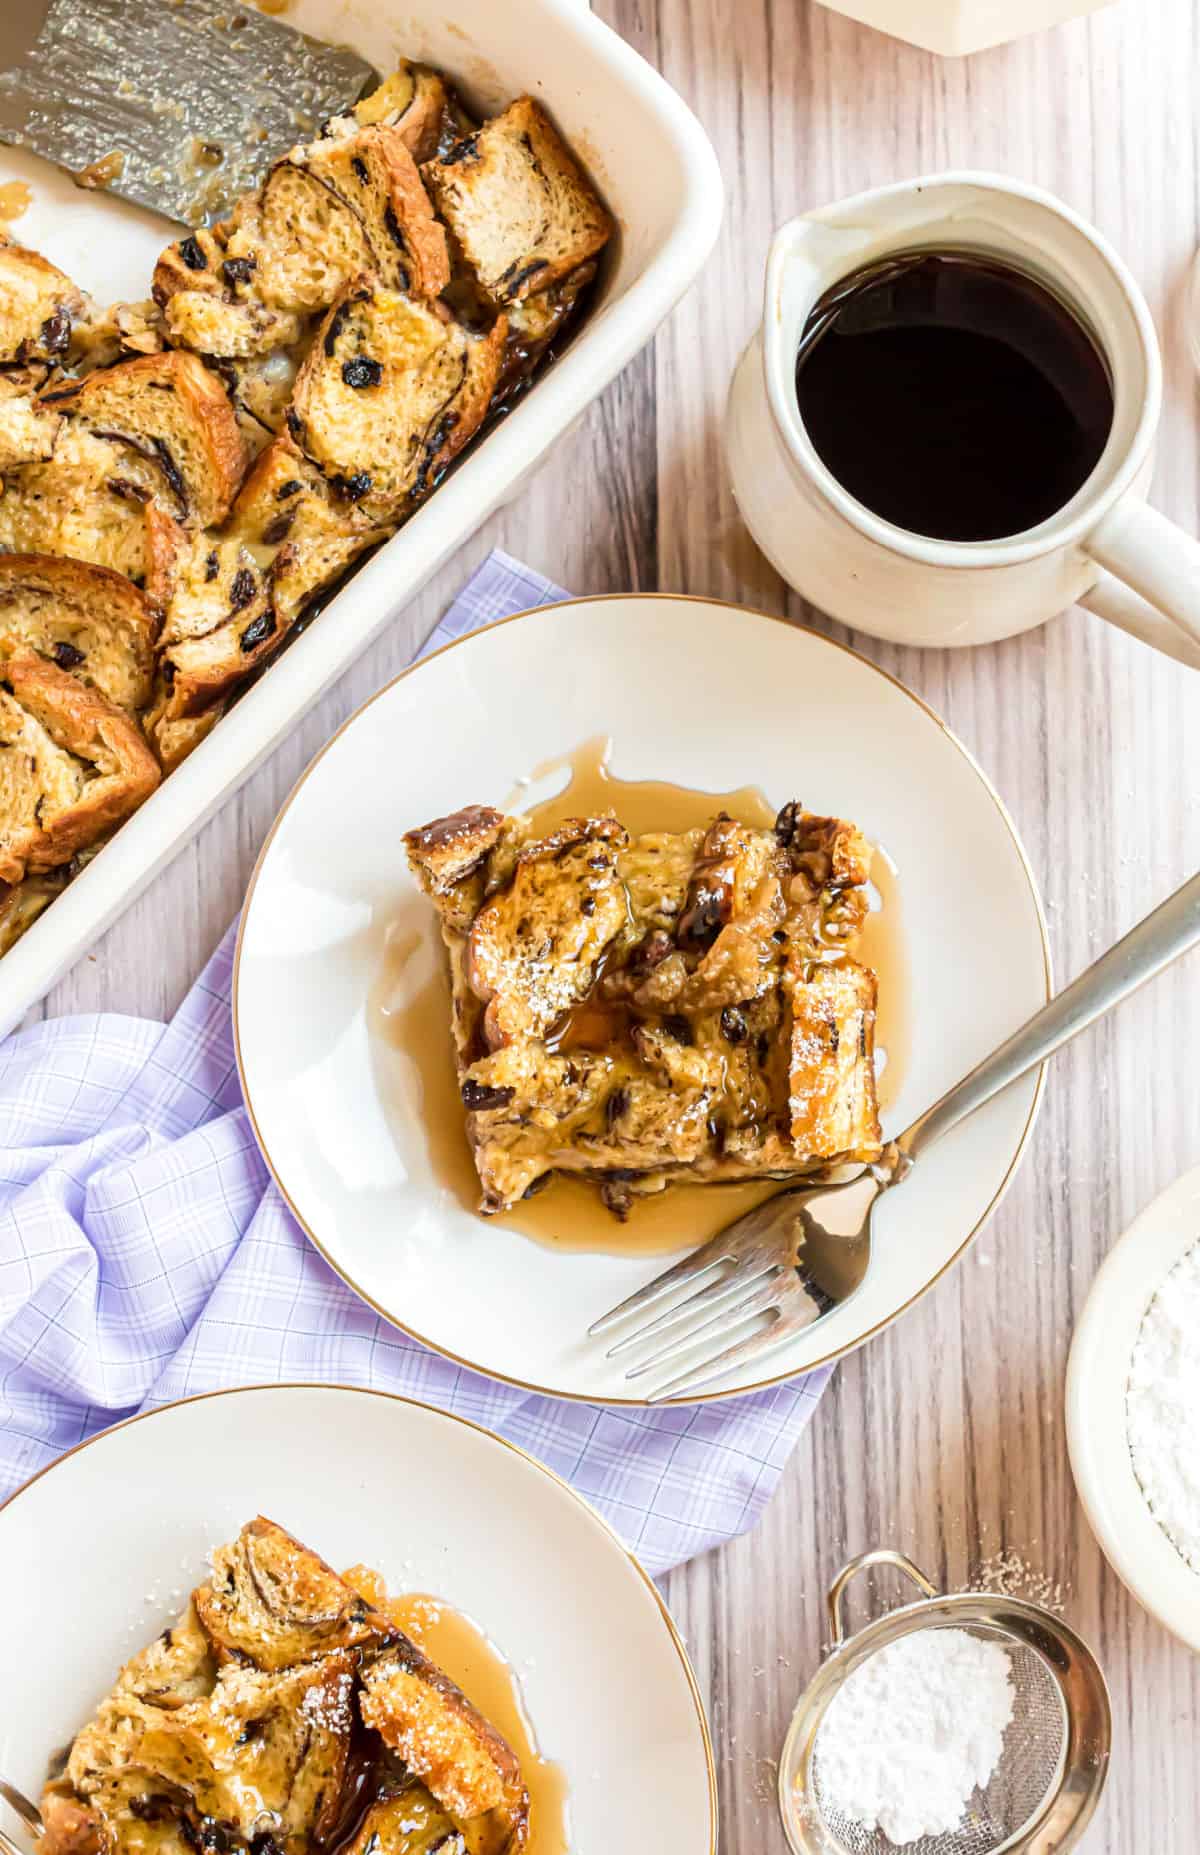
1082;500;1200;670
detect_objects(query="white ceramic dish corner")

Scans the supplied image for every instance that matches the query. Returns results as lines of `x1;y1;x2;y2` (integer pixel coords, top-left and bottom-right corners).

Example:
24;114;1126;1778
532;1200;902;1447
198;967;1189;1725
0;0;722;1036
1066;1162;1200;1653
0;1385;717;1852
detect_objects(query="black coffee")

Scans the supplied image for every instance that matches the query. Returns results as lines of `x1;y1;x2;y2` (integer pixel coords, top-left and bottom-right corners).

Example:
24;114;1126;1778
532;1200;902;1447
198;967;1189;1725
794;251;1114;543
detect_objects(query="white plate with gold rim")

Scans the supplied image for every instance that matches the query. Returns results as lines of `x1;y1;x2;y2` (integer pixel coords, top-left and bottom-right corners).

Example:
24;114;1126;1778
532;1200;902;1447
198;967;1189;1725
234;595;1050;1403
0;1385;716;1853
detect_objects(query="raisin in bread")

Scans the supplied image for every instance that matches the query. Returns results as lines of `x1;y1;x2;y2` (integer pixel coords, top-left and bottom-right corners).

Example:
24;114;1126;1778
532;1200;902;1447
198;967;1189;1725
407;802;882;1214
422;98;612;307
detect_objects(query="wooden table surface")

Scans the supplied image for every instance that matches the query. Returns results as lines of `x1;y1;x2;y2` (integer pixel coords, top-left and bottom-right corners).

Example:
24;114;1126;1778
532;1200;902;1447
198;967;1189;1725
39;0;1200;1846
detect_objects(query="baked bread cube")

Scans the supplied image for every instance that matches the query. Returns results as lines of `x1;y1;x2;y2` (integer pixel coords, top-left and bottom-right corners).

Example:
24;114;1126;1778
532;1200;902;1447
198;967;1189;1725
289;278;507;521
154;225;307;359
360;1639;529;1848
69;297;165;374
494;260;597;404
406;801;882;1215
134;1652;356;1848
422;98;612;306
0;236;88;366
0;425;158;581
348;60;459;163
0;652;160;883
144;706;220;774
146;437;388;746
0;351;245;584
338;1786;469;1855
193;1514;396;1671
41;350;247;527
211;122;448;322
0;388;63;468
0;553;157;712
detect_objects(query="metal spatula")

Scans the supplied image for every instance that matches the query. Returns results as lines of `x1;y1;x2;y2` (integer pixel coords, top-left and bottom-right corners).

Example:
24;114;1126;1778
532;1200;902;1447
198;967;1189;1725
0;0;378;226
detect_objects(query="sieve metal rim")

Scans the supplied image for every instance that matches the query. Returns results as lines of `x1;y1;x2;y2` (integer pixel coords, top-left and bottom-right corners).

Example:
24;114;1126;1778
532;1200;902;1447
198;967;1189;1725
777;1549;1112;1855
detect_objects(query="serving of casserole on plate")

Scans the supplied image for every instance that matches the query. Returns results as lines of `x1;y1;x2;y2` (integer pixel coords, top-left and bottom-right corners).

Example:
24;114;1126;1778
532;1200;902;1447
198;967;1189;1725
41;1514;532;1855
404;798;883;1219
0;0;722;1033
0;1386;716;1855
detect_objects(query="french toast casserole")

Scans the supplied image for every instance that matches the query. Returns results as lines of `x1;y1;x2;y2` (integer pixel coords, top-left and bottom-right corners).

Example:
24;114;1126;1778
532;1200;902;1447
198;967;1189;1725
39;1516;529;1855
405;800;883;1216
0;64;612;957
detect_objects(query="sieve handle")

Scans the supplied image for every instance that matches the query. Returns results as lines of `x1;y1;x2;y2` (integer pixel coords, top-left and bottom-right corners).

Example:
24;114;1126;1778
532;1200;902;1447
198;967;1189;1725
826;1549;939;1646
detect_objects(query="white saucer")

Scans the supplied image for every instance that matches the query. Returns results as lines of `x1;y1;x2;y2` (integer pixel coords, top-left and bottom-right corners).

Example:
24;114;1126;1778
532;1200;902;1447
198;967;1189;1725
0;1385;716;1850
1066;1164;1200;1652
235;594;1049;1402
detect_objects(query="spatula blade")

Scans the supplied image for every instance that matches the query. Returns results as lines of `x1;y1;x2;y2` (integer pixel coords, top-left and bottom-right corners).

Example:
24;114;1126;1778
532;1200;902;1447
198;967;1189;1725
0;0;378;226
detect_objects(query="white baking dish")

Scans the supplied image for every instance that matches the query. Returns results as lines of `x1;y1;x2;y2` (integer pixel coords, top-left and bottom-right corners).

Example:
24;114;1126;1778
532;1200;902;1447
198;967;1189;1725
0;0;722;1033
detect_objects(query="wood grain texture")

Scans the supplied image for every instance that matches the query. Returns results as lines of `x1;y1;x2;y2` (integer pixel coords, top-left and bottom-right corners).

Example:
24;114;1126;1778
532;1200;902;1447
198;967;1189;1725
36;0;1200;1846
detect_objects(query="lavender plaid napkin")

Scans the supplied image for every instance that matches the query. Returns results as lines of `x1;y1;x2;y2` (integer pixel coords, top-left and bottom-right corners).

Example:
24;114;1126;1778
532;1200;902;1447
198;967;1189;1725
0;549;831;1576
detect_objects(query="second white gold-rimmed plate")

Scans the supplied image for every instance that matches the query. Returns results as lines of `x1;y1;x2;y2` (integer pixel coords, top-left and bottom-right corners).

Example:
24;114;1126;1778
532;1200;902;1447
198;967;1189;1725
235;595;1049;1402
0;1385;716;1850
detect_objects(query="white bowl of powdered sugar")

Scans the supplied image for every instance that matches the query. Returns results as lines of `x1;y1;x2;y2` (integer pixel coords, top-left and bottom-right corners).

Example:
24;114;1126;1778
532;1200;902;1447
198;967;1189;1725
1067;1161;1200;1652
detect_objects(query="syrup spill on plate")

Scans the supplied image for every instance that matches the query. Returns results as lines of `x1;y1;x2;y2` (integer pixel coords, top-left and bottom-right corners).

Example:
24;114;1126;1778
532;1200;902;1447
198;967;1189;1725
0;180;33;223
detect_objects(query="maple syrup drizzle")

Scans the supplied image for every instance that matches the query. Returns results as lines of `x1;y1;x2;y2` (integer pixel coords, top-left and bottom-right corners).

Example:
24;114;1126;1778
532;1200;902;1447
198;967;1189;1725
0;180;32;223
373;737;910;1257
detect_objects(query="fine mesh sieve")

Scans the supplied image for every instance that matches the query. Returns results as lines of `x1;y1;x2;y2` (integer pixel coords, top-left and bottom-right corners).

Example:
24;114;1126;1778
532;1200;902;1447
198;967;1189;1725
779;1551;1112;1855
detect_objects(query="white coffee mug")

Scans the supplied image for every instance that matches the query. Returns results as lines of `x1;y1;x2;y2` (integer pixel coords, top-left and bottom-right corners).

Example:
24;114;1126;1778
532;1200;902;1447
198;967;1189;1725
726;171;1200;666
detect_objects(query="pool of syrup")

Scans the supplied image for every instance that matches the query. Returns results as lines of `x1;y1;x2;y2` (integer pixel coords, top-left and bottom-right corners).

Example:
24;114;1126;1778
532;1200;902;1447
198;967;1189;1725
372;737;910;1258
345;1569;568;1855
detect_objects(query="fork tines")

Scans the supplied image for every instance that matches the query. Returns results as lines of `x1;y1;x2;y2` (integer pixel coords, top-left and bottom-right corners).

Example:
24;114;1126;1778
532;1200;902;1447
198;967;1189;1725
589;1212;829;1401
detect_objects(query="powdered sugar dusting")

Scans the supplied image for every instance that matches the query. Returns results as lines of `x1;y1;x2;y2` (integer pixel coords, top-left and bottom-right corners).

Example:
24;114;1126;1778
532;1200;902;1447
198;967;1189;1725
974;1552;1066;1614
1127;1237;1200;1574
811;1628;1015;1846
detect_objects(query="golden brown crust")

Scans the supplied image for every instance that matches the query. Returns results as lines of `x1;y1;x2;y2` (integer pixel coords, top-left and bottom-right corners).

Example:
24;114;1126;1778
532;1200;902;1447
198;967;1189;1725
0;65;603;962
145;703;221;773
422;98;612;306
404;805;505;895
45;350;248;527
290;280;506;523
193;1514;396;1671
0;552;158;711
0;654;160;882
0;239;88;365
360;1638;529;1841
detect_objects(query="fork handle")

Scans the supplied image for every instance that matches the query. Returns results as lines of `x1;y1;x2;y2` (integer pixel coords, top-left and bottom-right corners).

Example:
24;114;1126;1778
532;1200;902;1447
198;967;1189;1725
896;868;1200;1165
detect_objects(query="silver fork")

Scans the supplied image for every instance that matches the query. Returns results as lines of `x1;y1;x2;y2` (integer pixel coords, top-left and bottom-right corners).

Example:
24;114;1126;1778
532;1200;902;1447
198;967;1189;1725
0;1778;43;1855
591;867;1200;1400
